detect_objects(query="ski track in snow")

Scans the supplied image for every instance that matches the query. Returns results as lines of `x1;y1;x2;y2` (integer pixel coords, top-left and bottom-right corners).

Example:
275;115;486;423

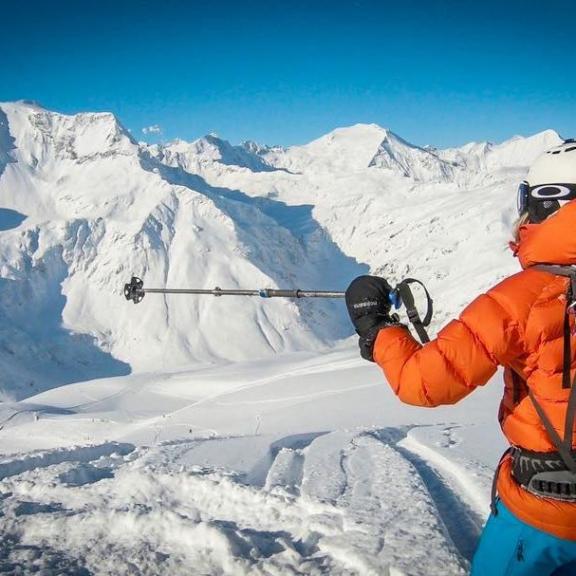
0;442;135;481
0;424;485;575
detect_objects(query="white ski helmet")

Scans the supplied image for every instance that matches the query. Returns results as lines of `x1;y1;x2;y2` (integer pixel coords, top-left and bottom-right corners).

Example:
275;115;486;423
518;139;576;223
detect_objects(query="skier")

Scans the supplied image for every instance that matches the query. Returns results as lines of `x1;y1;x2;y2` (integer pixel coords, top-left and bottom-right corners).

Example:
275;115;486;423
345;140;576;575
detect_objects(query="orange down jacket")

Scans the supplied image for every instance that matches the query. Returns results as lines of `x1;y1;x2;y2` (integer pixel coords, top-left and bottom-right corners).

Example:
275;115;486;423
373;200;576;540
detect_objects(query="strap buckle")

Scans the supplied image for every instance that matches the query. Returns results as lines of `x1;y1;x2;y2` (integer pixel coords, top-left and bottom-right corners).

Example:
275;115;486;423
395;279;434;344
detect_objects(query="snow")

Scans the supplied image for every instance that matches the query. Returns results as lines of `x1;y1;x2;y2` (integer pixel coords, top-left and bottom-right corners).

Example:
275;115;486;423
0;101;560;574
0;102;367;399
0;348;506;575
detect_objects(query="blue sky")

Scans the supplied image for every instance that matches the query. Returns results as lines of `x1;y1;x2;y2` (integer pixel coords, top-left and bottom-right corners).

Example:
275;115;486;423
2;0;575;147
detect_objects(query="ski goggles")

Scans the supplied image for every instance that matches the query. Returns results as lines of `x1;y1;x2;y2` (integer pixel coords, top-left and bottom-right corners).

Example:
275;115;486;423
517;181;576;217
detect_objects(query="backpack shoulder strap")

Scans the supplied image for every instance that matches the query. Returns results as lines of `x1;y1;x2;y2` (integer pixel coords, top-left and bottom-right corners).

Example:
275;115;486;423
528;389;576;473
533;264;576;279
527;264;576;472
533;264;576;389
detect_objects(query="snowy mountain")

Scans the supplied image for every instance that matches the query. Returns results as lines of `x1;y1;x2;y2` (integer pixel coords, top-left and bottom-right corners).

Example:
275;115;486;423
438;129;562;173
249;123;457;179
149;134;278;173
367;129;455;181
0;102;361;400
167;121;562;324
0;101;563;400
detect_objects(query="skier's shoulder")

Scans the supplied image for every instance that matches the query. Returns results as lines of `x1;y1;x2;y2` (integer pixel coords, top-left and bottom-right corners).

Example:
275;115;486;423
480;267;562;315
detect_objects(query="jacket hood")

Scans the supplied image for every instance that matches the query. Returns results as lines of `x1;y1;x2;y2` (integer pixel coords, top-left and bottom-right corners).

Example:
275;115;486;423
514;200;576;269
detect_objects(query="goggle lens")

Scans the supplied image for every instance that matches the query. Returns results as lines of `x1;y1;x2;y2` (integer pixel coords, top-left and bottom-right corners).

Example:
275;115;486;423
517;181;529;215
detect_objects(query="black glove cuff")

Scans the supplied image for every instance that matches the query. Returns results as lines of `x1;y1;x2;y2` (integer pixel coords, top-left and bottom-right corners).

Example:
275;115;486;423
358;315;404;362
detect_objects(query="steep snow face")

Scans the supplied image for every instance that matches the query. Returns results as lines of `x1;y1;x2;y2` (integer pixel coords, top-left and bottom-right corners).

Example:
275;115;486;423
368;131;456;182
0;102;363;400
0;108;16;179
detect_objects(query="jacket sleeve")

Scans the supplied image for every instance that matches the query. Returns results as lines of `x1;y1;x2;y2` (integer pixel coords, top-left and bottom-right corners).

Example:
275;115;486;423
372;287;527;407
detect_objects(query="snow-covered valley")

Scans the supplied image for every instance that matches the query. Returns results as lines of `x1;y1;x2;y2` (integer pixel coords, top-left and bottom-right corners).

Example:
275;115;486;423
0;101;562;574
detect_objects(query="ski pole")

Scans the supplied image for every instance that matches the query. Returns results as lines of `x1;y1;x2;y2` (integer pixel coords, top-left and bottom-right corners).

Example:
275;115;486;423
123;276;433;343
123;276;344;304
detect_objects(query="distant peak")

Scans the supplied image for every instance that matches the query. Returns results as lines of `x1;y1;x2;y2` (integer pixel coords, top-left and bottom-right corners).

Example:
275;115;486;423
164;137;189;148
15;99;46;110
0;100;47;113
242;140;270;154
380;129;419;148
534;128;565;143
2;101;124;130
494;129;563;151
204;133;228;145
537;128;562;138
329;123;389;137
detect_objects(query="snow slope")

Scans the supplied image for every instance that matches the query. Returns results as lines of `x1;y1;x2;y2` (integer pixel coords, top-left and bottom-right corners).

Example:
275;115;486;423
0;348;506;575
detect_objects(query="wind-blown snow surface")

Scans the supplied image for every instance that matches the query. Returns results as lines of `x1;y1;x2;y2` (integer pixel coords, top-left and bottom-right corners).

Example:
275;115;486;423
0;102;563;574
0;348;506;575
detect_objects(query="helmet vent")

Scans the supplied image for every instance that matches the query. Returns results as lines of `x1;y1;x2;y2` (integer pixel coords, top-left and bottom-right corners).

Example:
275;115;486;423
565;146;576;153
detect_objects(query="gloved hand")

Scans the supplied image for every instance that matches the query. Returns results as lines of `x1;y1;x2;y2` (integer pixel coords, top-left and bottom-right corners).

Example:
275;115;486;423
345;275;400;361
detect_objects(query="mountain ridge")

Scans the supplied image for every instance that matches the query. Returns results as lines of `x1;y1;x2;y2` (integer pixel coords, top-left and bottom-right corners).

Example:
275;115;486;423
0;101;564;400
152;120;561;181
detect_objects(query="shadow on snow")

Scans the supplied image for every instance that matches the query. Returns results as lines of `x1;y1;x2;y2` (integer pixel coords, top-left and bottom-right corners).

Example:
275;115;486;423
0;244;130;402
139;151;369;342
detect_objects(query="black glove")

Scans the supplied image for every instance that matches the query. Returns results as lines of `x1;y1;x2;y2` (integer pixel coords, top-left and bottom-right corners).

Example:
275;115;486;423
345;275;400;361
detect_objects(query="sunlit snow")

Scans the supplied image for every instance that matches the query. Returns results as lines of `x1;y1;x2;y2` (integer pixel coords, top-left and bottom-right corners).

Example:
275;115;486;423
0;101;560;574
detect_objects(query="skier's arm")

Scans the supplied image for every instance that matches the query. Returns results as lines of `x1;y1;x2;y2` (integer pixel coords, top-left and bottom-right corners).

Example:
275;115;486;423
373;291;524;407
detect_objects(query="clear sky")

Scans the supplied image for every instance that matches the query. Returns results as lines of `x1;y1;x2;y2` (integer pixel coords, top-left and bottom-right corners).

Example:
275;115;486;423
1;0;575;148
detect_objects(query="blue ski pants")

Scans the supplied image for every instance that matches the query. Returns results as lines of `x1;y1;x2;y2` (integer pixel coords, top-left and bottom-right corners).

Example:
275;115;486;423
471;500;576;575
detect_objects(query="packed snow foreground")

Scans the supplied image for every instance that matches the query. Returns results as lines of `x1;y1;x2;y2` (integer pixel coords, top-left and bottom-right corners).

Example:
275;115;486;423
0;101;562;574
